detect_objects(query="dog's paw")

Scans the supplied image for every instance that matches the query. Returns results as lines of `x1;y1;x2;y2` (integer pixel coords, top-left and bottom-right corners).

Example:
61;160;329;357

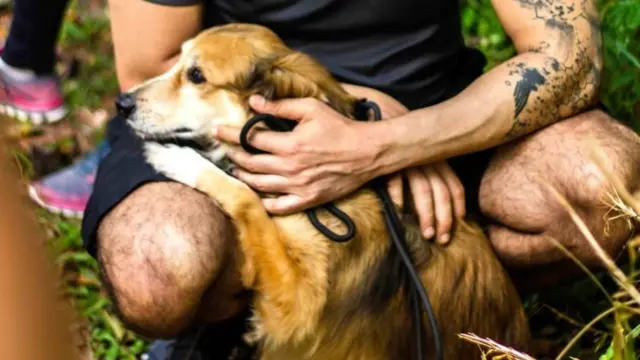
144;143;214;188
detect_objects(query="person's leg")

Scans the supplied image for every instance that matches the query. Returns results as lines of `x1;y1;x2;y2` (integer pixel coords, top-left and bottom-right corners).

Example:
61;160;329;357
80;116;250;359
0;0;109;219
2;0;69;74
0;0;70;123
97;183;251;360
96;182;247;337
477;109;640;293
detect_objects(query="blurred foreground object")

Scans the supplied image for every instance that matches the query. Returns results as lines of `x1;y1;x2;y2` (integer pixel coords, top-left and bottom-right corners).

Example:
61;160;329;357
0;123;84;360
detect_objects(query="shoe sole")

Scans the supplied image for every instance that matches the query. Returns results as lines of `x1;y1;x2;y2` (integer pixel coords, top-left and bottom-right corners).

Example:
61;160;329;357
0;104;68;125
27;185;84;219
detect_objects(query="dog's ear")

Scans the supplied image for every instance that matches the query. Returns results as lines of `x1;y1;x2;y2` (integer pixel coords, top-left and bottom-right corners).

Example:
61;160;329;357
247;51;356;117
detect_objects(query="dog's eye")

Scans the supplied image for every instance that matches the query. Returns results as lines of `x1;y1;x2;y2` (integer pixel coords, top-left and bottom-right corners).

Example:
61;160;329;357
186;66;206;84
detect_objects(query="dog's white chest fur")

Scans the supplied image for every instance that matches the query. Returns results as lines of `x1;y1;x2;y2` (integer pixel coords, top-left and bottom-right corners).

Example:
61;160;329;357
144;142;220;188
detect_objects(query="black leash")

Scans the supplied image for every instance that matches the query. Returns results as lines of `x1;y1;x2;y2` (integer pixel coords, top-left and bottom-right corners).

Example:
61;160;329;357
238;100;443;360
239;114;356;242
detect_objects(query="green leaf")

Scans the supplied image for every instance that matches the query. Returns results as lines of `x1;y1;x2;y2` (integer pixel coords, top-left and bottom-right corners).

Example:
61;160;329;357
600;344;614;360
616;42;640;70
82;297;110;317
462;7;477;30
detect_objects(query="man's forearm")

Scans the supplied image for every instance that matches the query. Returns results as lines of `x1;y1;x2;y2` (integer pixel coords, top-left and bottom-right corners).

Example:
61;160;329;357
367;1;602;175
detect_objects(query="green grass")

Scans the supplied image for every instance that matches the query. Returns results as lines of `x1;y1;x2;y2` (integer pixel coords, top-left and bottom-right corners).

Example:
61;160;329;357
23;0;640;359
41;212;149;360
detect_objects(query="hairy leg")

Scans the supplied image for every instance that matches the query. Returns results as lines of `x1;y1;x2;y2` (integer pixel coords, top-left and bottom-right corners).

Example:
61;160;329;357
479;110;640;291
96;182;247;338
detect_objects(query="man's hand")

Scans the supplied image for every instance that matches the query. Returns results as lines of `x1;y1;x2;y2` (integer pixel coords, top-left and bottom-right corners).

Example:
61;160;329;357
387;164;465;244
215;87;465;244
214;95;382;214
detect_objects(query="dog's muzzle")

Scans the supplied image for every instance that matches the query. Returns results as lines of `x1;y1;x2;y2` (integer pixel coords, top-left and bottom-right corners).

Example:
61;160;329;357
115;92;137;119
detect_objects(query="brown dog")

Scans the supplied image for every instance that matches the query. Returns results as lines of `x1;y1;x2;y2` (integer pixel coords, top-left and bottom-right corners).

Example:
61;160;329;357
127;23;531;360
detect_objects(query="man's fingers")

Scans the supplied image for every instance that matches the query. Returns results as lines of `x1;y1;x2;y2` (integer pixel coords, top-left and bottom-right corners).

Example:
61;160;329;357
424;166;453;244
213;125;242;145
262;194;308;215
233;169;289;194
250;95;319;122
435;162;466;219
387;174;404;209
215;126;295;155
226;149;292;175
407;168;435;240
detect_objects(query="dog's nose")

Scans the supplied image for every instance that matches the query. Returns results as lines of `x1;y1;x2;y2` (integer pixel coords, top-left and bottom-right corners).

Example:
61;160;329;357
115;92;136;119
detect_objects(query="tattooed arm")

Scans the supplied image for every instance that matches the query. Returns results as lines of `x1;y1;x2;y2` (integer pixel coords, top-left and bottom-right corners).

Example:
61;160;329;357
366;0;603;172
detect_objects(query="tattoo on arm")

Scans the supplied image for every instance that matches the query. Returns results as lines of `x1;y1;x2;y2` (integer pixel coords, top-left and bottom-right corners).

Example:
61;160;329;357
511;66;546;119
503;0;602;140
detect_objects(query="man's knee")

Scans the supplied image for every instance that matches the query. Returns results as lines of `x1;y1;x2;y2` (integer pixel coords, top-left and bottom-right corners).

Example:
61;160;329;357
96;182;236;338
481;172;634;270
479;110;640;265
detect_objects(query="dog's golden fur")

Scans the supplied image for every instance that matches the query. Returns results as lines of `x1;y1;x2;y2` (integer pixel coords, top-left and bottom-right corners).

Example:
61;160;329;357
132;23;531;360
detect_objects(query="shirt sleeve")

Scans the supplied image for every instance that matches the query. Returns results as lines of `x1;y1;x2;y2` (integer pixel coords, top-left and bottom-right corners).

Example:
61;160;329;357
143;0;202;6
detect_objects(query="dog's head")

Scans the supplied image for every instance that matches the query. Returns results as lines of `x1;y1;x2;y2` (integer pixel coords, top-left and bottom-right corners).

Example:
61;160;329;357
121;23;357;162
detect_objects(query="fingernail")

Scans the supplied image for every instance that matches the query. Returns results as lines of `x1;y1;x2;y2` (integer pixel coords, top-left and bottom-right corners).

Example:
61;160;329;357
438;233;450;244
423;227;435;239
249;95;265;108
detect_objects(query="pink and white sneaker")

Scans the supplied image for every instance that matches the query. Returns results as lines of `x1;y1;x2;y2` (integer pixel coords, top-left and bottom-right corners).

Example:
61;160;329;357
0;53;67;125
27;141;110;218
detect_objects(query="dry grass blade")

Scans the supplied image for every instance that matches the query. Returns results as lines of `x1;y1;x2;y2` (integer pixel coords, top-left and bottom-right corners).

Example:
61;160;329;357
604;188;639;225
535;140;640;360
553;301;638;360
541;303;608;336
543;235;614;305
586;138;640;217
535;176;640;305
458;333;536;360
628;235;640;249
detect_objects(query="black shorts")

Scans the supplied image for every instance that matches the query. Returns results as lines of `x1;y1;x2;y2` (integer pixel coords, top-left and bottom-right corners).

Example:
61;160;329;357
81;115;171;257
80;115;494;257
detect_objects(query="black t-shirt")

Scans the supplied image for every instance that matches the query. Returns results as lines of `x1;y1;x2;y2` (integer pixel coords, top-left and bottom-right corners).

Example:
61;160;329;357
80;0;491;260
145;0;486;110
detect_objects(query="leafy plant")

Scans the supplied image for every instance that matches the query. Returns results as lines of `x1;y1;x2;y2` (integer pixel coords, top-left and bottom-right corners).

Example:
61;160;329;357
460;0;640;130
597;0;640;131
460;0;515;70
